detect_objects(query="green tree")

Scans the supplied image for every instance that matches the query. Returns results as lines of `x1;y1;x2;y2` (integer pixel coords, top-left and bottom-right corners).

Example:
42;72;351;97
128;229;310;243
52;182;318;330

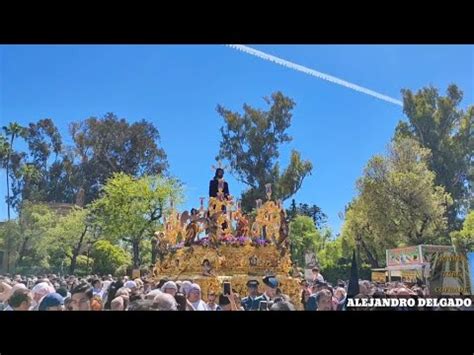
74;255;94;276
16;201;58;270
0;220;21;273
289;216;323;268
91;173;183;268
3;119;67;210
44;206;92;274
217;92;313;211
286;199;327;228
2;122;28;220
451;211;474;253
70;113;169;205
341;137;452;267
395;85;473;230
0;134;9;165
3;114;169;213
90;240;131;275
0;202;58;272
317;236;343;270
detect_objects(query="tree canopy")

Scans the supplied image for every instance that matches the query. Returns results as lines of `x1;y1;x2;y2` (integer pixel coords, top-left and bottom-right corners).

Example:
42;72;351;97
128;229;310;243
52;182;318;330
90;173;183;267
395;84;473;230
341;137;452;267
217;92;313;211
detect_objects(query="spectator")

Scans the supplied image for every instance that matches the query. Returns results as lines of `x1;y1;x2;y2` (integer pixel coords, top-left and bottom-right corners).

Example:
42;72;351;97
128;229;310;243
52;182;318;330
217;291;241;311
180;280;193;296
39;293;64;311
70;283;93;311
104;280;123;309
206;291;221;310
5;288;33;311
153;293;178;311
305;281;325;311
300;280;310;309
110;287;130;310
270;301;295;311
124;281;142;302
186;283;208;310
155;278;169;290
31;282;54;310
334;287;347;311
232;290;245;311
161;281;178;297
145;289;163;300
143;280;152;294
91;295;103;311
317;289;334;311
174;292;187;311
128;299;156;311
124;280;138;294
110;296;125;311
311;267;324;283
218;294;231;311
92;279;104;299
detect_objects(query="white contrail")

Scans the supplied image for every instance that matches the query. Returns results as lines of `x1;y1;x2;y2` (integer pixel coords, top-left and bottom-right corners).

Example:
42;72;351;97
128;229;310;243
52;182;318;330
226;44;403;107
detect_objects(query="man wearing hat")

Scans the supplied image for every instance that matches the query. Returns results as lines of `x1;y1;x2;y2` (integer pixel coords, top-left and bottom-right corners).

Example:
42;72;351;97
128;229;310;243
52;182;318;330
241;280;261;311
39;293;64;311
255;276;279;309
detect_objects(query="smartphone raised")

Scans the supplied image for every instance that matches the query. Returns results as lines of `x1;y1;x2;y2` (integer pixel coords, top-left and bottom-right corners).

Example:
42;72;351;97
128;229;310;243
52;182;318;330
259;300;268;311
223;282;231;296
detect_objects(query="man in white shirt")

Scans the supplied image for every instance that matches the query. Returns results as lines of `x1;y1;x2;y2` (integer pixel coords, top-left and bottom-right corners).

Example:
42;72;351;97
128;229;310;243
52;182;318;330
92;279;104;300
206;290;221;311
311;267;324;284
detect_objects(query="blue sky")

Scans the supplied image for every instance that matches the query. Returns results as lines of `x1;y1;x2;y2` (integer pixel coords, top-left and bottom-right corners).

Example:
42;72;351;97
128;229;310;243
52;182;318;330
0;45;473;233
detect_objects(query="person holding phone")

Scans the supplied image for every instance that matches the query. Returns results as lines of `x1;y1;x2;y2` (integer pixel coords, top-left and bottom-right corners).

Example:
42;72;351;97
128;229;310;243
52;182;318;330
218;292;240;311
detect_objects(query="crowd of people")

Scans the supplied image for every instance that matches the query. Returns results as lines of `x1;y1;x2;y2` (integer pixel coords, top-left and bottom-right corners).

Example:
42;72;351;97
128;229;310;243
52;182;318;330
0;266;471;311
0;272;294;311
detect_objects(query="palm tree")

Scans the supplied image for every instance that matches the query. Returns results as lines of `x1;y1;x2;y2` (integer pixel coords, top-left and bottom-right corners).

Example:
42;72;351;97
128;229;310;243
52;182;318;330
2;122;27;220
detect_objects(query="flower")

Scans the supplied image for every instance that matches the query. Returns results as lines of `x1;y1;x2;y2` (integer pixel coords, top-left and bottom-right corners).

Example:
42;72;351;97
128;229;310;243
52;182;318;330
197;237;210;247
253;237;270;247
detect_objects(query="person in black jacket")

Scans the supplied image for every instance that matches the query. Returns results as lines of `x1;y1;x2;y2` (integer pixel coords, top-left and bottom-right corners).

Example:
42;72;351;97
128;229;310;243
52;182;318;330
209;168;229;198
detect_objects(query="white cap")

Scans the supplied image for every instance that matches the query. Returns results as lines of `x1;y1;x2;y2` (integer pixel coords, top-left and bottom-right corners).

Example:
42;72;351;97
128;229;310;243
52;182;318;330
124;280;137;289
161;281;178;292
32;282;54;298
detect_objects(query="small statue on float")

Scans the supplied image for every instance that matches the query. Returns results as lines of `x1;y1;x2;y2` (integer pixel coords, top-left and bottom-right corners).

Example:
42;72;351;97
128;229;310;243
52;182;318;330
181;208;207;246
201;259;215;277
277;207;290;256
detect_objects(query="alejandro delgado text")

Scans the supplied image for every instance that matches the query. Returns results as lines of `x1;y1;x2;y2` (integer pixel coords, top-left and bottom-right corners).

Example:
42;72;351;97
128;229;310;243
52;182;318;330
347;298;472;308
